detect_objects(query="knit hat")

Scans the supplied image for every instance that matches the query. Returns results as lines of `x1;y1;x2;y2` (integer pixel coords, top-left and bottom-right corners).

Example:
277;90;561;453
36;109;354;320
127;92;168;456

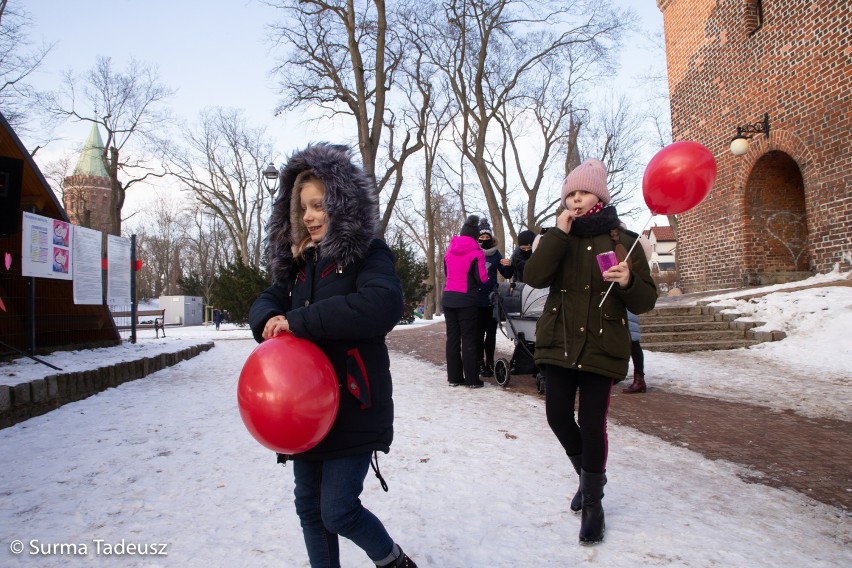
518;230;536;247
561;158;610;208
478;217;493;237
460;215;480;239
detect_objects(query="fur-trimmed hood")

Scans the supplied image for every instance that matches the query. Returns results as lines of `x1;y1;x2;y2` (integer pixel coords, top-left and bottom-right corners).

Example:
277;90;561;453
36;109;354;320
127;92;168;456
267;143;379;283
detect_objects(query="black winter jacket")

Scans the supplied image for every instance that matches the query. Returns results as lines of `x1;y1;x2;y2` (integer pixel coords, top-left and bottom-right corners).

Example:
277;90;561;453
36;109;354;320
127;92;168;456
248;143;403;461
477;244;513;307
508;246;532;283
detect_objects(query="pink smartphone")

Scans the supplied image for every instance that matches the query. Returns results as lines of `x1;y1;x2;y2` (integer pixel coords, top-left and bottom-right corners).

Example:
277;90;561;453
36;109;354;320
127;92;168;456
596;251;618;275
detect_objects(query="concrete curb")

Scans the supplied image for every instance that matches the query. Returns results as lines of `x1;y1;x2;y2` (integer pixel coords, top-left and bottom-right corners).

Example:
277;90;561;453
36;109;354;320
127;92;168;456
0;342;215;429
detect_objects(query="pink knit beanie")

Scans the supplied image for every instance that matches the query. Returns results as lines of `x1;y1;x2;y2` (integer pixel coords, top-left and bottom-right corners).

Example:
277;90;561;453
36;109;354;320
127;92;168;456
561;158;610;208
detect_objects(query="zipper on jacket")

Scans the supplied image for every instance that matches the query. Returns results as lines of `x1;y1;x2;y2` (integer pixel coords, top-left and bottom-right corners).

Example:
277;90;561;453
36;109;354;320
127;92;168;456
560;289;568;357
304;248;317;307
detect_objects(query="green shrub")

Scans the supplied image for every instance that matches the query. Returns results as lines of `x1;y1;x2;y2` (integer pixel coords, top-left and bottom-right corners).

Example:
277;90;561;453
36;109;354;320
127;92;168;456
390;236;431;325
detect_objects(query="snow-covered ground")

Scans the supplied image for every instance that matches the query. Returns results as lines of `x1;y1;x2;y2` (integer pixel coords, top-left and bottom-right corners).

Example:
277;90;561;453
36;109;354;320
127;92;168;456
0;271;850;567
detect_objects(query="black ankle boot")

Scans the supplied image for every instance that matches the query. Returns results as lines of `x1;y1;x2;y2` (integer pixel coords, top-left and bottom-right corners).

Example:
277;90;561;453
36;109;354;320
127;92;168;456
381;546;417;567
579;470;606;544
568;454;582;513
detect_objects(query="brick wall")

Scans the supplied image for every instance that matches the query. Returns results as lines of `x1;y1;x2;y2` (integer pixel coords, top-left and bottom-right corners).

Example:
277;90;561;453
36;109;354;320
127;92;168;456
63;174;112;235
658;0;851;290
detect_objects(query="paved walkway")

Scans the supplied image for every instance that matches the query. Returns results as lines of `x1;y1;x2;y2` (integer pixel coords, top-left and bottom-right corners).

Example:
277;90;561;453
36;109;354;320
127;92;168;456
386;323;852;512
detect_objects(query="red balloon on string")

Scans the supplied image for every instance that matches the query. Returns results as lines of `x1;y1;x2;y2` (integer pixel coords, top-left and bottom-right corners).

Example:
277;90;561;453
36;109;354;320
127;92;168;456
237;333;339;454
642;141;717;215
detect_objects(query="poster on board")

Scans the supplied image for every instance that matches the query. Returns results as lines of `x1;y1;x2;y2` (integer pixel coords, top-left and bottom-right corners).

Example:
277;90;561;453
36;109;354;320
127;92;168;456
107;234;131;305
72;225;103;305
21;212;73;280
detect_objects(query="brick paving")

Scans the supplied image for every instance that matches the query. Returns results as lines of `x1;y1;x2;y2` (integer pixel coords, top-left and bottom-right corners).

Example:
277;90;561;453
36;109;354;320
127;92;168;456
386;323;852;512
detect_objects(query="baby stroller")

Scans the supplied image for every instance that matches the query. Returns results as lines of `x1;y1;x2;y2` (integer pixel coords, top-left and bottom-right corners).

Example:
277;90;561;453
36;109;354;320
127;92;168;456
491;281;548;393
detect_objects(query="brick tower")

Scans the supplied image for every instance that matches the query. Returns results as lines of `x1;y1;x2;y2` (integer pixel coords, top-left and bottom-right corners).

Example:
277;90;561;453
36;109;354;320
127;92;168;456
658;0;851;290
63;123;112;234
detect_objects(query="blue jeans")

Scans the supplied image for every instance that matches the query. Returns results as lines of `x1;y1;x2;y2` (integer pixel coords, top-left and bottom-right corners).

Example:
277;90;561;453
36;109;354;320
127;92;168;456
293;453;394;567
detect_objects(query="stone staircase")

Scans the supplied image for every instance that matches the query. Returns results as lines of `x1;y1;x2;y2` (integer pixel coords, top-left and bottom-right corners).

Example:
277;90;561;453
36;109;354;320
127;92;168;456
639;305;786;353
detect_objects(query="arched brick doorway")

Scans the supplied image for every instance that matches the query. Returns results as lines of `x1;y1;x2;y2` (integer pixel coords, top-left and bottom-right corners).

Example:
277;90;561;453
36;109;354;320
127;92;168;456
743;151;810;285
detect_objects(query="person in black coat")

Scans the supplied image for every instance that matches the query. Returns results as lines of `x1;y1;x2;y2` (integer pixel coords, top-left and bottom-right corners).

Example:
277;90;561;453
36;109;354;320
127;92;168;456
475;218;513;377
500;229;536;283
248;143;417;568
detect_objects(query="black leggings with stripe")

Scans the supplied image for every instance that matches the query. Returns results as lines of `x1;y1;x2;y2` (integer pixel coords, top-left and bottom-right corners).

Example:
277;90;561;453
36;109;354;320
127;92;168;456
543;365;613;474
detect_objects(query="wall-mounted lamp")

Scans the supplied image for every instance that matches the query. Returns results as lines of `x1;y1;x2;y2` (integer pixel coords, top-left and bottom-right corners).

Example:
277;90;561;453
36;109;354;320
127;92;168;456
262;162;279;198
730;113;770;156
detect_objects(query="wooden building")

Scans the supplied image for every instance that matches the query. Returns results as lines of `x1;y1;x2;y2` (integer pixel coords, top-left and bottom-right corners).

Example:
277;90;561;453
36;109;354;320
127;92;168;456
0;112;118;358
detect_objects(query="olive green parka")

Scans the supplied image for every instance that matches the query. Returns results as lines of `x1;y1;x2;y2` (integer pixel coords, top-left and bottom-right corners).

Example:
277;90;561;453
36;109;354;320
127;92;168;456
524;226;657;380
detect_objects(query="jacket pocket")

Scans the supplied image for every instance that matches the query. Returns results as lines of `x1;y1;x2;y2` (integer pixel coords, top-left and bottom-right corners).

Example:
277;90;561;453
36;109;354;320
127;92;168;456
597;309;631;359
534;300;560;349
345;348;372;409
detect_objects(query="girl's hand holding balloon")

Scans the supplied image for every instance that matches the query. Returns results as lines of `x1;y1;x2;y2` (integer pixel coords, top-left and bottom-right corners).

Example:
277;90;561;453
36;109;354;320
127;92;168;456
238;334;339;454
262;315;290;339
603;261;631;287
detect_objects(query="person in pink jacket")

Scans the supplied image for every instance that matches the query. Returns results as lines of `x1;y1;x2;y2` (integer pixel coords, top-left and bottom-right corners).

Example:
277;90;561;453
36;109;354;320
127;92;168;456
442;215;489;387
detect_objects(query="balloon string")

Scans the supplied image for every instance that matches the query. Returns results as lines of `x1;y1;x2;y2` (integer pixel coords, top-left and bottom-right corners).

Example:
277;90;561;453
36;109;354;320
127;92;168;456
598;214;656;309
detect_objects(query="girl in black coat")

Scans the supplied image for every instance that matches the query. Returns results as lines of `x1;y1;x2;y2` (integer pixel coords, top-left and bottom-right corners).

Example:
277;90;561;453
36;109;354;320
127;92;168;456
248;143;416;568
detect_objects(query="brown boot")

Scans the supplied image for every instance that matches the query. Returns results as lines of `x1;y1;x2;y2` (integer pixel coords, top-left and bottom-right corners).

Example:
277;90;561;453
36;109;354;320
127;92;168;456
622;372;646;393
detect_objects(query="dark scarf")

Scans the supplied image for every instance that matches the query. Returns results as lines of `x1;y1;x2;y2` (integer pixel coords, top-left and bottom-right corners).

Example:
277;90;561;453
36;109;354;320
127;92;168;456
569;205;621;237
571;205;633;267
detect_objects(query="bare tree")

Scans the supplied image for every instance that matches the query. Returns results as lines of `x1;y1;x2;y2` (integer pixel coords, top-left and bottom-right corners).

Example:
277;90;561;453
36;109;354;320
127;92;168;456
180;207;233;305
392;178;462;318
582;92;646;220
374;107;425;234
266;0;424;232
38;56;175;235
417;0;631;246
129;193;189;299
40;152;75;205
490;51;596;239
168;107;273;268
0;1;53;134
389;44;457;317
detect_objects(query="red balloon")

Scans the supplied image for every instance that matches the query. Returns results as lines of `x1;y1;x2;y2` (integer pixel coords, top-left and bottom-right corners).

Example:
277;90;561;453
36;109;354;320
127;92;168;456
642;141;717;215
237;334;339;454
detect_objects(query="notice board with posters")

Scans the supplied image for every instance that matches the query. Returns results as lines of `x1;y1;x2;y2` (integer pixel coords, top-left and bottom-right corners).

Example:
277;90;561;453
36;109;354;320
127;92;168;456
21;211;73;280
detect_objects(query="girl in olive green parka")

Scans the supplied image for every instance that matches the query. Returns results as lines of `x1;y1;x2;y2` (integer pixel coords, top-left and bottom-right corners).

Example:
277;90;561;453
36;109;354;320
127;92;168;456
524;159;657;545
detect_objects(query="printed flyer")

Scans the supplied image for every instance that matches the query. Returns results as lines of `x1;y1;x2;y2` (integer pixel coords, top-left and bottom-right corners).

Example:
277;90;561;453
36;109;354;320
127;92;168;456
21;212;73;280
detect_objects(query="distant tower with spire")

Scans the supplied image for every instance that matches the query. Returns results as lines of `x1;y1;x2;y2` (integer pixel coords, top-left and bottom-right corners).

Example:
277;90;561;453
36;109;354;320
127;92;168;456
64;123;112;233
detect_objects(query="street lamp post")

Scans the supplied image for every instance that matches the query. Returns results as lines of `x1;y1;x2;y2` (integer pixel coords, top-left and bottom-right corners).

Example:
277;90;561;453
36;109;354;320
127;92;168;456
262;162;279;198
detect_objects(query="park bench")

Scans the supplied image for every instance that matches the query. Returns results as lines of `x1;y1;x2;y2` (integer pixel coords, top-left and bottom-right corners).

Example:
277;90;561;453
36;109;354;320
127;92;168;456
110;309;166;338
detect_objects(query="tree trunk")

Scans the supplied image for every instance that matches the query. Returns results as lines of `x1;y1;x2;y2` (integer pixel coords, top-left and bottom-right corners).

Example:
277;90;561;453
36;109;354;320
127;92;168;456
108;146;123;236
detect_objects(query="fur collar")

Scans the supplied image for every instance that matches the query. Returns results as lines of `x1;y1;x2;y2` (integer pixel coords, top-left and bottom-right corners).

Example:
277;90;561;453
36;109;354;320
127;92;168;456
267;143;379;283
